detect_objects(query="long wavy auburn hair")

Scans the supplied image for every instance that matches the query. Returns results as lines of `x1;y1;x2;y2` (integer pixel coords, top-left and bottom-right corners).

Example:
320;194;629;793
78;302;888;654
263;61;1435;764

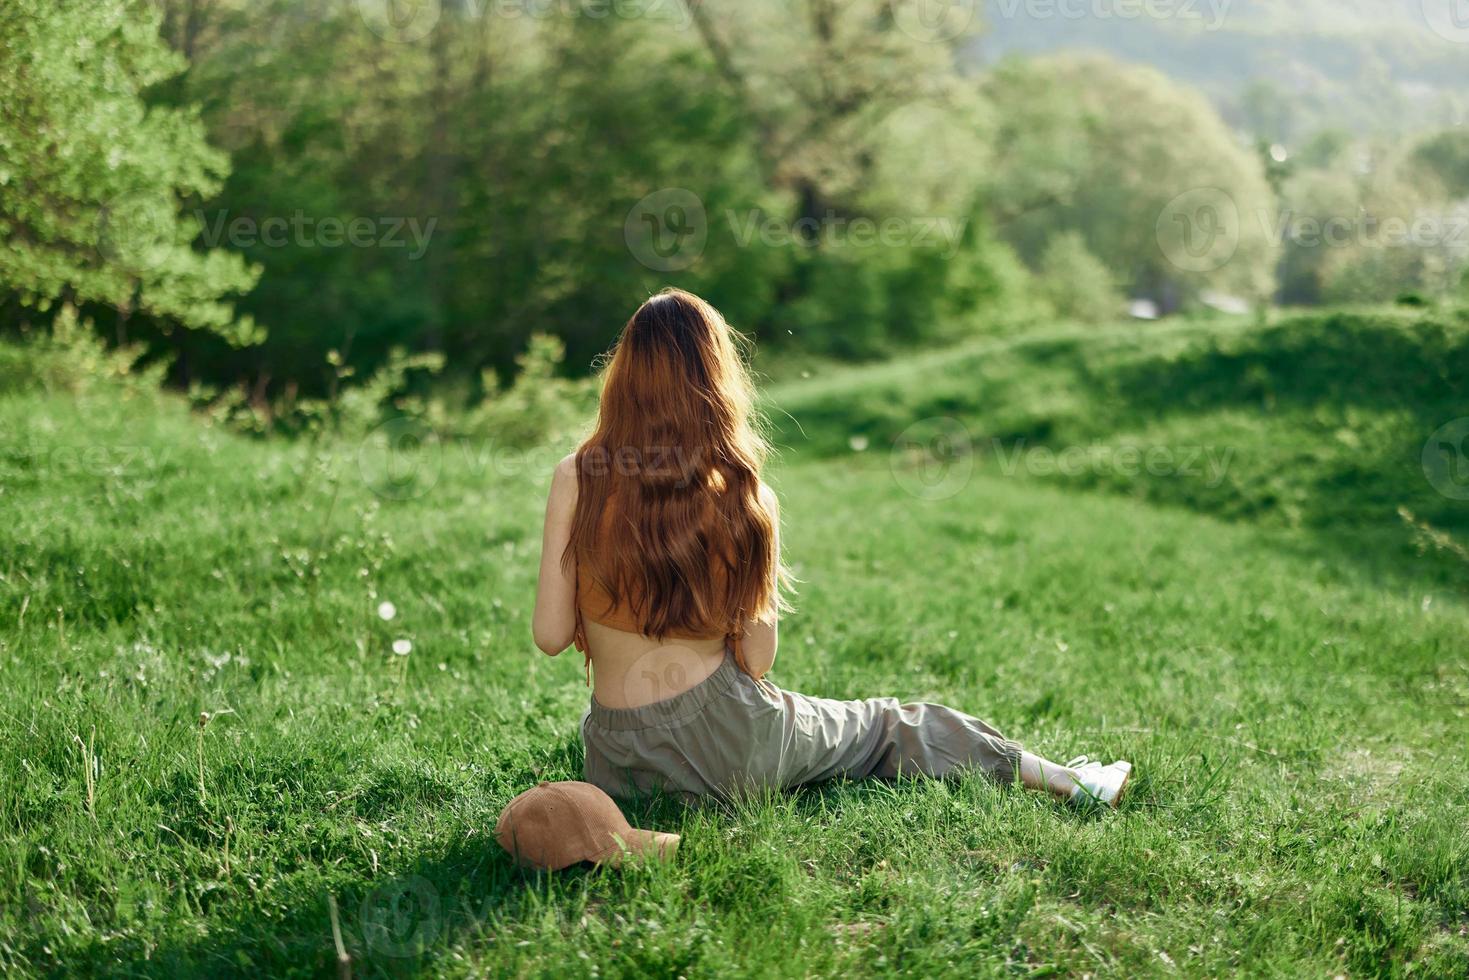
564;288;788;643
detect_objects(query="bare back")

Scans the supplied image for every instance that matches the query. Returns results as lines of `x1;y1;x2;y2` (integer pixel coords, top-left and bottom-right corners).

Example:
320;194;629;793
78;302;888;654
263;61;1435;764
581;621;729;709
532;454;780;708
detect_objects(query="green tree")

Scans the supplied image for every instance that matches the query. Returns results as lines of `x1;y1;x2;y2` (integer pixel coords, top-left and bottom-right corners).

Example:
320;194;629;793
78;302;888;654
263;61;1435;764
158;1;778;390
983;54;1278;311
680;0;1024;356
155;0;1025;390
0;0;258;345
1410;129;1469;200
1278;131;1469;306
154;0;442;391
1272;167;1360;305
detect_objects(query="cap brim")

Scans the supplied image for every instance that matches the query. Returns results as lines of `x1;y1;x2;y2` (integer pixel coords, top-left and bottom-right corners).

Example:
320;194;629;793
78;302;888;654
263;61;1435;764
592;828;680;867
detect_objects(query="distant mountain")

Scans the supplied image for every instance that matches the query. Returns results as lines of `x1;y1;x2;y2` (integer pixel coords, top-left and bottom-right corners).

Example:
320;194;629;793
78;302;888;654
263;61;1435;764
966;0;1468;141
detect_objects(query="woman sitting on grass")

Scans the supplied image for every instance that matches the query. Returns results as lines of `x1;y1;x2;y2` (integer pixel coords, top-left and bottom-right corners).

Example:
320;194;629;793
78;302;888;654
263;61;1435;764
532;288;1132;808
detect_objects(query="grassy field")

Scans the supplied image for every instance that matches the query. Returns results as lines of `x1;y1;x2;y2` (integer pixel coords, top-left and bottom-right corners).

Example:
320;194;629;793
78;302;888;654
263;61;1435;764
2;313;1467;977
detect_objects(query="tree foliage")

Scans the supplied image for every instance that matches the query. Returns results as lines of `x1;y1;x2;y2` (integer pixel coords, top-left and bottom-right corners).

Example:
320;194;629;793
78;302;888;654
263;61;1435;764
135;0;1030;388
9;2;1462;402
982;54;1279;309
1274;129;1469;306
0;0;258;344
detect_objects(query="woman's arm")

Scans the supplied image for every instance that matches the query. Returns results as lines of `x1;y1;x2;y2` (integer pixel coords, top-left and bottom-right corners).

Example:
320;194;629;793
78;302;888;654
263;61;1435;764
740;617;778;679
531;454;579;655
739;482;782;677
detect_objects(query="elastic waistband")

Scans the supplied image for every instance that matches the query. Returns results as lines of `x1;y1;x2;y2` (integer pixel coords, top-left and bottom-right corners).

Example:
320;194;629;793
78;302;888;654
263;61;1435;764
587;651;742;732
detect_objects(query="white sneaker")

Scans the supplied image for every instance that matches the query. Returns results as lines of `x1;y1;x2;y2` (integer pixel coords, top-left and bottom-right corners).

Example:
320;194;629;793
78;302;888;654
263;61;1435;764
1065;756;1133;808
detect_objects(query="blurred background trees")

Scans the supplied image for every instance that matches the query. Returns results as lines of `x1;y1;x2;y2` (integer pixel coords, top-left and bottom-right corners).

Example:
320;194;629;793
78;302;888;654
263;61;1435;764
982;54;1278;313
3;0;1467;411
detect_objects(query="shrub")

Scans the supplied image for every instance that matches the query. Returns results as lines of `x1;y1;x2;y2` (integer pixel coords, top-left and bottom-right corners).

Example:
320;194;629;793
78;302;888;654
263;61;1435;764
0;304;166;397
458;334;598;448
1035;232;1123;324
188;347;444;438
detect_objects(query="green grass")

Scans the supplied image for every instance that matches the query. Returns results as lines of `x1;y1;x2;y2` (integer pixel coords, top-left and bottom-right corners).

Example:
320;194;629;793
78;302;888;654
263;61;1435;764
766;307;1469;588
2;312;1467;977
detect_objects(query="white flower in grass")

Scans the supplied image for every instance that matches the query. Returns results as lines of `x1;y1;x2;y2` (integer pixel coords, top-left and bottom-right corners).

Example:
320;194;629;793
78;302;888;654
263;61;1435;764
377;601;397;621
392;639;412;656
848;435;870;452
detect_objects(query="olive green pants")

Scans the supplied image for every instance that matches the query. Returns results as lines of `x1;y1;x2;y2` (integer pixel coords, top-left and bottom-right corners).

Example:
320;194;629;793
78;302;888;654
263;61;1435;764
581;651;1023;802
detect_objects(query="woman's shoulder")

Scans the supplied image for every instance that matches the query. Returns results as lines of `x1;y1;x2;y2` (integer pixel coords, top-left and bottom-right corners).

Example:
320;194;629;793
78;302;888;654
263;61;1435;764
548;452;580;505
757;480;779;513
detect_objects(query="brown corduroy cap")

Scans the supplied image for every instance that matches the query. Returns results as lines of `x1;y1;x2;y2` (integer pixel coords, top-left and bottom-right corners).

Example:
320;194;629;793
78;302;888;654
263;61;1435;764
495;781;680;870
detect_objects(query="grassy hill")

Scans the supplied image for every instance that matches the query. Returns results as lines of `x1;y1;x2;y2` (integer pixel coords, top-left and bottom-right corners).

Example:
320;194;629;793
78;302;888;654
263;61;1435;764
766;308;1469;587
1;312;1466;976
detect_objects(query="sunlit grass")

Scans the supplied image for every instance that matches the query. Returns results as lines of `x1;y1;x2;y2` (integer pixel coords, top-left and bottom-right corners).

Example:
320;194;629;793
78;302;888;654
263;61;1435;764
1;316;1466;976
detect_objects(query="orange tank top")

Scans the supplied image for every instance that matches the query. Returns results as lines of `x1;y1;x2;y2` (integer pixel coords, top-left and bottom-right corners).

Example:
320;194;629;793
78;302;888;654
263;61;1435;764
576;571;728;640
